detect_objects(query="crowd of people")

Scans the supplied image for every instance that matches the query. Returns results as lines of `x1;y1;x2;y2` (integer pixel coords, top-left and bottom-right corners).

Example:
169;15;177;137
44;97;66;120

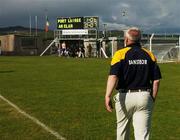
57;42;95;58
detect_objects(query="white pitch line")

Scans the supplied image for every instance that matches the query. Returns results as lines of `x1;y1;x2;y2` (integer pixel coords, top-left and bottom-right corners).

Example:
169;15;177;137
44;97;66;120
0;94;66;140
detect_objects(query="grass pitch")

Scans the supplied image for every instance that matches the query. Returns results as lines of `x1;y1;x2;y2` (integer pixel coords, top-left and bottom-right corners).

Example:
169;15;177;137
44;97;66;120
0;56;179;140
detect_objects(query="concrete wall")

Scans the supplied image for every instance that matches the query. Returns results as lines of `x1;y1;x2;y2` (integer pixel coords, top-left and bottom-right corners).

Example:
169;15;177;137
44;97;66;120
0;35;15;52
0;34;44;55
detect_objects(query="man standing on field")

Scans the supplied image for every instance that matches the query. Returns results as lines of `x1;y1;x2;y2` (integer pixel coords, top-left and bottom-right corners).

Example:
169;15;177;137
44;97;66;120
105;27;162;140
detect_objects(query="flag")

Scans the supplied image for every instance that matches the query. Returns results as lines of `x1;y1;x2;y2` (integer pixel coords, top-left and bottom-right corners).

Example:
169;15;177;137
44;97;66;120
35;16;38;36
45;16;49;32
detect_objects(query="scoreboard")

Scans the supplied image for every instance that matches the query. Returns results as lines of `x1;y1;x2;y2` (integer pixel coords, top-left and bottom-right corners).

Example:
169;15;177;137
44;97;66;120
57;16;99;30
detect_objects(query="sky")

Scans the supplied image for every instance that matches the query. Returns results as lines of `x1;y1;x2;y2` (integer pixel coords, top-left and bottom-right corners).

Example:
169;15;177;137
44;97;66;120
0;0;180;33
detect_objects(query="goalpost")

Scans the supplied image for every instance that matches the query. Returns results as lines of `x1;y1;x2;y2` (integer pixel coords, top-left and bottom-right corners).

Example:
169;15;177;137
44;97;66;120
40;37;59;56
100;47;108;58
146;34;180;63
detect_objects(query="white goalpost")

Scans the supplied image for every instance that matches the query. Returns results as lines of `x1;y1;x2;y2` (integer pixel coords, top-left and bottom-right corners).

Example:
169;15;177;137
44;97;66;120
40;37;58;56
100;47;108;58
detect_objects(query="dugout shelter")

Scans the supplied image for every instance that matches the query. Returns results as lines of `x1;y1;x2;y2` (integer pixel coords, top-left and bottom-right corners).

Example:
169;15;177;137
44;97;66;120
40;16;119;57
54;16;99;57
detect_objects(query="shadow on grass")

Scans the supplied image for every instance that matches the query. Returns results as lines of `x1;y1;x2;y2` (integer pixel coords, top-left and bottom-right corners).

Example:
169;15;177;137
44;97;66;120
0;70;15;74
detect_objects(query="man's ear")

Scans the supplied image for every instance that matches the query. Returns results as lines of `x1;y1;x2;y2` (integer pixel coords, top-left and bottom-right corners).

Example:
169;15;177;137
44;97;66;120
124;37;128;47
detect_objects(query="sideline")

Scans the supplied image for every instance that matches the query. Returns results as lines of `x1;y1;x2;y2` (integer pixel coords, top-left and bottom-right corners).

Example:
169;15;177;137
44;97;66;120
0;94;66;140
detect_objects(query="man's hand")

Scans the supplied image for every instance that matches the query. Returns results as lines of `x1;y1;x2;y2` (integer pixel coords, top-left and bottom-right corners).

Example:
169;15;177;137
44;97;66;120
105;96;113;112
105;75;118;112
152;79;160;101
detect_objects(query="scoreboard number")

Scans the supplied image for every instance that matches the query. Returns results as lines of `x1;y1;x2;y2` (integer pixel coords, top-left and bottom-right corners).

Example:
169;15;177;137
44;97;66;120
84;17;98;29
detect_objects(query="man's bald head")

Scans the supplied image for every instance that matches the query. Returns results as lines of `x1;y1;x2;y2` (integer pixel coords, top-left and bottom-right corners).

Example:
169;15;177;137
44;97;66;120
125;27;141;42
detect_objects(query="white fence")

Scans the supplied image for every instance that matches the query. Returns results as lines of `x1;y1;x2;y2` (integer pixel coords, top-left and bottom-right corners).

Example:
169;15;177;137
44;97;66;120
143;35;180;63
